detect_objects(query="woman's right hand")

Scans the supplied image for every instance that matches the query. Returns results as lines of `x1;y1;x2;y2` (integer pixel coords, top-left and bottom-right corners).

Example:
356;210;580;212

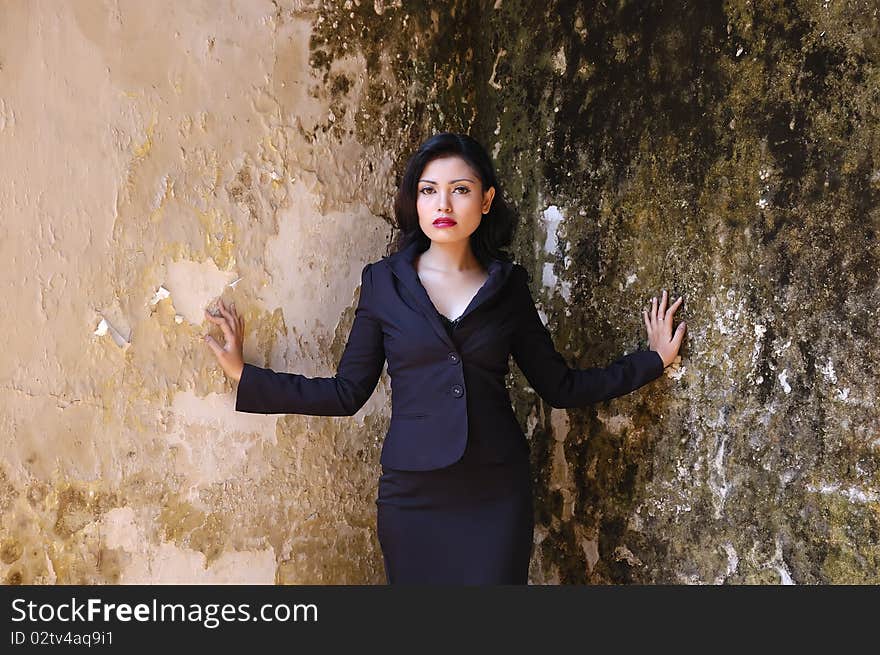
204;298;245;382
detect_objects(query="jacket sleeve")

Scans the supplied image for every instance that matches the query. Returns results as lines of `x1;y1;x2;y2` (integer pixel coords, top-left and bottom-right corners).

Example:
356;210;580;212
234;262;386;416
510;266;665;408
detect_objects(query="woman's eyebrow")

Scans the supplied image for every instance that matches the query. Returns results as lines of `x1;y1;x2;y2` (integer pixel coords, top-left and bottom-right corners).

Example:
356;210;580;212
418;178;475;184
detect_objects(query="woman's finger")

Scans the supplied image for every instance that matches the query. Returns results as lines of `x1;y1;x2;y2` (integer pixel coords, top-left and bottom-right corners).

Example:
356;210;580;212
217;318;235;346
218;298;233;322
205;309;232;337
231;303;242;335
218;300;240;335
207;307;235;346
659;290;668;316
673;321;687;348
204;334;223;357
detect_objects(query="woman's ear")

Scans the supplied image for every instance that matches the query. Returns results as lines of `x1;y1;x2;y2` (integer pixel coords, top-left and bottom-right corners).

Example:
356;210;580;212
482;186;495;214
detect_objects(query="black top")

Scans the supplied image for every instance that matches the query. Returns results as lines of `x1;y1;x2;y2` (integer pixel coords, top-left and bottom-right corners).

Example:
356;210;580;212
438;313;461;336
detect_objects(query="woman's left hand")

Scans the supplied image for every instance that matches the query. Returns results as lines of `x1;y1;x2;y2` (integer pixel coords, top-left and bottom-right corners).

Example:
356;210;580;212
644;289;686;368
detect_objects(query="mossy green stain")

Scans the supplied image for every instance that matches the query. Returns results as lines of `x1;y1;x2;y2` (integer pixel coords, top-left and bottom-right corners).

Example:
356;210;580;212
305;0;880;583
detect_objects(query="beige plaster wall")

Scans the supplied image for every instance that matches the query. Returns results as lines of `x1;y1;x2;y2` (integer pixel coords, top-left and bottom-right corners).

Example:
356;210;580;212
1;0;392;584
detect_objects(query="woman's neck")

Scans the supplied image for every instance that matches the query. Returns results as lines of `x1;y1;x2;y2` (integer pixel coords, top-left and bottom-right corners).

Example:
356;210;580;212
419;240;482;273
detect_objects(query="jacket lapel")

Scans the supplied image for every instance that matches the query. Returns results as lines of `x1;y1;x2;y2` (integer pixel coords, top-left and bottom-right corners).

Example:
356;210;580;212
388;239;515;350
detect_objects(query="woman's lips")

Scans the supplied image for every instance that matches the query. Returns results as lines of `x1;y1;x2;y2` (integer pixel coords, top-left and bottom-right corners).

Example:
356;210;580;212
433;219;457;227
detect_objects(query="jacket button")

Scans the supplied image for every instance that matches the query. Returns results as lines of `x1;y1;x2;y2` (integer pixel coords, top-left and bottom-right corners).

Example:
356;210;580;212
451;384;464;397
448;352;460;364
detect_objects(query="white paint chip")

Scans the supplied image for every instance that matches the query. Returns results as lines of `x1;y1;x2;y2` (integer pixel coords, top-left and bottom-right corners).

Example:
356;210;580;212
807;481;880;503
778;369;792;394
560;280;572;302
542;262;557;288
150;285;171;306
541;205;565;255
93;315;130;348
819;358;837;383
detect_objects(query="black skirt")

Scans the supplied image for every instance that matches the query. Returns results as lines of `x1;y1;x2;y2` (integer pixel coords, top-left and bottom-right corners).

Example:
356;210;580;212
374;313;534;585
376;436;533;585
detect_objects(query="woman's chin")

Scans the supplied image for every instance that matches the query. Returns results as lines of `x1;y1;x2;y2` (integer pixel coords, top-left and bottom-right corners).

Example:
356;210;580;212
424;226;476;242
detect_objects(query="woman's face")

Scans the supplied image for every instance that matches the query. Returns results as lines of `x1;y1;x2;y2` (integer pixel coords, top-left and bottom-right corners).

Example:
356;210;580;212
416;155;495;246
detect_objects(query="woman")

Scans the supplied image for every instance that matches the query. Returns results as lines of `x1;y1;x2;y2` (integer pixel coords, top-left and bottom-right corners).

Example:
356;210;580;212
204;132;686;584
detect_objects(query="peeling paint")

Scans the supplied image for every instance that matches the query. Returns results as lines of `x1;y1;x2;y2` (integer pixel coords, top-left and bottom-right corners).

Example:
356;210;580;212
93;316;131;348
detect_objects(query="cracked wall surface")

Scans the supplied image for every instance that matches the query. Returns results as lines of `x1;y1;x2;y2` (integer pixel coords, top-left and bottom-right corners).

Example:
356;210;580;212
2;0;878;584
1;0;391;584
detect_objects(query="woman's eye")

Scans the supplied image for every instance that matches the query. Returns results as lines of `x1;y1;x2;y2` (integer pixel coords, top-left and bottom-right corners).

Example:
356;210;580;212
419;186;470;194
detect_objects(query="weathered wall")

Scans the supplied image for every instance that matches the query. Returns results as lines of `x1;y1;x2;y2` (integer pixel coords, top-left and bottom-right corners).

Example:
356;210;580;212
0;0;393;584
2;0;878;584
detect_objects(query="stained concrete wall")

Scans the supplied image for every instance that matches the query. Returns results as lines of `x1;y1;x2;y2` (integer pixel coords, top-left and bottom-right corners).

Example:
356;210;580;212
0;0;391;584
2;0;878;584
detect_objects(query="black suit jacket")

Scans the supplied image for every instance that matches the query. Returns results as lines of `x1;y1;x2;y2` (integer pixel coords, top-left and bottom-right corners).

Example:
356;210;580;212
235;238;666;471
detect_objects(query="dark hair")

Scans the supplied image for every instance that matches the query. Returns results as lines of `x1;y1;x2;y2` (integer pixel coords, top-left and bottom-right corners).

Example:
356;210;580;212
391;132;517;267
